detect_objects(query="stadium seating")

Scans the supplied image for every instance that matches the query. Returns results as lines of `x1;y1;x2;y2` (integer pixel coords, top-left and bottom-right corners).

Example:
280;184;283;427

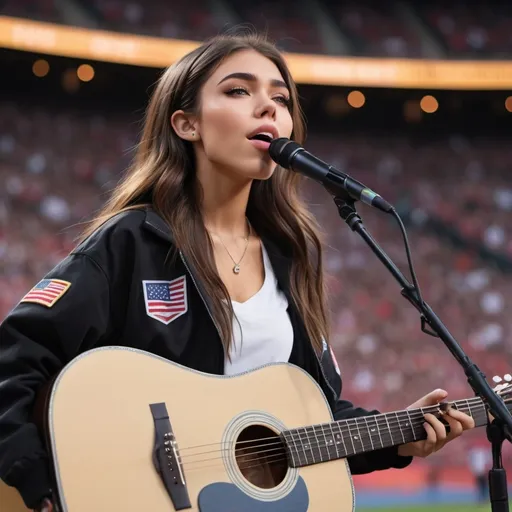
1;102;510;431
3;0;511;58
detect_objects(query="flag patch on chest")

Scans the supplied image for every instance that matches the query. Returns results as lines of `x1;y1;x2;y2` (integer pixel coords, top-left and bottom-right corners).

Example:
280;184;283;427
20;279;71;307
142;276;188;325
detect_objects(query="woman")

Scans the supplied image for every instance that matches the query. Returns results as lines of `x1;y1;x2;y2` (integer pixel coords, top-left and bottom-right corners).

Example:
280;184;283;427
0;33;474;512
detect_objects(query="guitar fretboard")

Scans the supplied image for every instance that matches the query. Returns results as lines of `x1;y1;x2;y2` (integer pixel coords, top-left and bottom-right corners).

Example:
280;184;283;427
281;398;489;467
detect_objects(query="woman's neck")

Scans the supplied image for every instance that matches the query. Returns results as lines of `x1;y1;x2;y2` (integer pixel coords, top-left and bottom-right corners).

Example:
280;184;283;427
198;165;253;238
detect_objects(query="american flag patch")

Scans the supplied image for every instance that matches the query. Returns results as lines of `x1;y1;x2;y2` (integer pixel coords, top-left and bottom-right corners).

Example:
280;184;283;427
20;279;71;308
142;276;188;325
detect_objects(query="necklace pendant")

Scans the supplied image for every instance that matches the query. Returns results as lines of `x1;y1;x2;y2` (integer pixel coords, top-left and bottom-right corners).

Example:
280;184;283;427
233;264;241;274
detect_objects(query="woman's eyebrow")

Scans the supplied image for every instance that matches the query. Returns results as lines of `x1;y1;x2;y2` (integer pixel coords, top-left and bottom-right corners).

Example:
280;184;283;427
217;72;288;90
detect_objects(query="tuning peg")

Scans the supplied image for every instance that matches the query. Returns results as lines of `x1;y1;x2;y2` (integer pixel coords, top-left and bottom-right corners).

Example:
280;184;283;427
492;375;502;383
504;374;512;382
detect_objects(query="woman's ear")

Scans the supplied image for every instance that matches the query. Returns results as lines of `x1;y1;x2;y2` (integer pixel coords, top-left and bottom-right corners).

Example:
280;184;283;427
170;110;199;141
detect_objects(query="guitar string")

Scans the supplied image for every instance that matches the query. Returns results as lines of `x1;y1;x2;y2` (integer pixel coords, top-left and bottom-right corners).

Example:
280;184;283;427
178;397;487;453
181;409;490;472
175;405;489;465
184;451;289;473
179;410;488;468
177;403;488;463
182;409;490;473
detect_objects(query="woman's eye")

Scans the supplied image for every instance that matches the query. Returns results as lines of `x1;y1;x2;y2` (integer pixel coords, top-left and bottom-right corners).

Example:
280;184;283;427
275;96;291;107
226;88;290;108
226;87;249;96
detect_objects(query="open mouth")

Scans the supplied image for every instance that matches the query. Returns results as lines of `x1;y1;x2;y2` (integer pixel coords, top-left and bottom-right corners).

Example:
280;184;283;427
248;133;273;143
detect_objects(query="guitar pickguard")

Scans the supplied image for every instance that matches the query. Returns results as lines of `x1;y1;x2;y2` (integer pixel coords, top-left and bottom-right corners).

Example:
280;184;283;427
197;476;309;511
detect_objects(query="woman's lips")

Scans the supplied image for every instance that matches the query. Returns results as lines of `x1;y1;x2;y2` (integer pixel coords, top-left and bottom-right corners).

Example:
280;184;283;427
248;139;271;151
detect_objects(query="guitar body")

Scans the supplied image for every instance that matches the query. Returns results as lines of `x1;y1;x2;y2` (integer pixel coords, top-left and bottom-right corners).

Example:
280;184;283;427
1;347;354;511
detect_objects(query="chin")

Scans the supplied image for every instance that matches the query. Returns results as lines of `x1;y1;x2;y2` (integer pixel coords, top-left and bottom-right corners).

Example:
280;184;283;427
248;162;277;181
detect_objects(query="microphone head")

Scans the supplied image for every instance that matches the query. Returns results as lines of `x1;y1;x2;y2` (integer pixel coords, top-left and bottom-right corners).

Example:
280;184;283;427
268;138;302;168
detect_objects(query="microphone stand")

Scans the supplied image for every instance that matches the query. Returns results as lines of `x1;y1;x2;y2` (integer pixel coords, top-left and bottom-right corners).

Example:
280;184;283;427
332;193;511;512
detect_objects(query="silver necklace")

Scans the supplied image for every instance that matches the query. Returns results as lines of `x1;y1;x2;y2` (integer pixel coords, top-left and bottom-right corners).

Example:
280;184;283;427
210;219;252;274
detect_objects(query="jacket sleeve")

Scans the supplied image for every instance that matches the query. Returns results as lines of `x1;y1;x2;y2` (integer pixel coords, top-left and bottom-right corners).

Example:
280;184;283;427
333;399;413;474
320;342;413;474
0;253;111;509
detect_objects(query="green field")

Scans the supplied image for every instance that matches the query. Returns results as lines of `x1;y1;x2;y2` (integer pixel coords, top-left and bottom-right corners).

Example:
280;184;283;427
358;505;491;512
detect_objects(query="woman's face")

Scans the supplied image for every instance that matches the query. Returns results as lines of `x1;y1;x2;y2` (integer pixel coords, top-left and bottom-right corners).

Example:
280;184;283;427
193;49;294;181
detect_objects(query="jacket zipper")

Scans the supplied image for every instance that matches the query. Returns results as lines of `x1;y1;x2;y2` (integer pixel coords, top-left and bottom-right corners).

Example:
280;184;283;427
179;251;227;360
316;352;338;403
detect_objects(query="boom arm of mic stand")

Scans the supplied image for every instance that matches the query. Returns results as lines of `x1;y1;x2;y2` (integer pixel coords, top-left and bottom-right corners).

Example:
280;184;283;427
333;195;512;440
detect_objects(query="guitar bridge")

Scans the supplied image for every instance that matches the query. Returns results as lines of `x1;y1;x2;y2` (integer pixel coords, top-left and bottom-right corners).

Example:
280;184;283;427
150;402;191;510
164;433;187;486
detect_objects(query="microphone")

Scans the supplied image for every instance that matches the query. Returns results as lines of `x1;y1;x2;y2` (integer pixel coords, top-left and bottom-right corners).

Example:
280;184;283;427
269;138;393;213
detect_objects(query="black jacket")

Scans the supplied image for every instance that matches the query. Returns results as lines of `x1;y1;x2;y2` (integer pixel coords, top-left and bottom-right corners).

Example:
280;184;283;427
0;208;412;509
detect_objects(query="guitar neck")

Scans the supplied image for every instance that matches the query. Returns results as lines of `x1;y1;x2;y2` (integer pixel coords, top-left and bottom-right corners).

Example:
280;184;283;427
281;396;489;467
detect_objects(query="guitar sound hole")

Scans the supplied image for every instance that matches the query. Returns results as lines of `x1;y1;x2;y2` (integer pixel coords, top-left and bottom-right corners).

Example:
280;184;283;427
234;425;288;489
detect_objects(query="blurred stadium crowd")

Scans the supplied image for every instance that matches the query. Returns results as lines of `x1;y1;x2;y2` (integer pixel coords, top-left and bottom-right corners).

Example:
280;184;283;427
1;102;511;423
2;0;512;58
1;0;511;472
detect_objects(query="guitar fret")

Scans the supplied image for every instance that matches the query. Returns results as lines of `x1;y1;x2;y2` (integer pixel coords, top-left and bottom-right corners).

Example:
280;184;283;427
346;421;356;455
295;429;306;466
395;411;406;444
472;401;488;428
374;415;384;448
301;427;311;464
353;418;364;453
370;415;383;449
335;422;348;456
356;416;371;452
420;407;426;424
317;426;327;463
329;423;341;459
383;413;393;446
282;430;299;467
317;425;326;463
363;416;375;451
320;423;334;462
465;399;472;418
378;415;393;448
405;410;417;441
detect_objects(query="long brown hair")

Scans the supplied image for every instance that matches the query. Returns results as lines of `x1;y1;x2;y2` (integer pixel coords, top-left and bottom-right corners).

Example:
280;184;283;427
80;32;329;355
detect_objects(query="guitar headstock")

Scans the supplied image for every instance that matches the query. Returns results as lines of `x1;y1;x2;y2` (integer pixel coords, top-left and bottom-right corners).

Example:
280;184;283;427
492;374;512;400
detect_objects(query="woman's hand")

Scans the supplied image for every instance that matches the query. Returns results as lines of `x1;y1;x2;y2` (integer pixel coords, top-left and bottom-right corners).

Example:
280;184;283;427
397;388;475;458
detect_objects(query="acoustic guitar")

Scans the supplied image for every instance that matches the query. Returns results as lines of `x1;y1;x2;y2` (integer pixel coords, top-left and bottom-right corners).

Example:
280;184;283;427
1;346;510;511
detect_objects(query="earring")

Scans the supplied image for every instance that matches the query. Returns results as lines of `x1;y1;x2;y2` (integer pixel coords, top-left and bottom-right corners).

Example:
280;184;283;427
191;132;196;138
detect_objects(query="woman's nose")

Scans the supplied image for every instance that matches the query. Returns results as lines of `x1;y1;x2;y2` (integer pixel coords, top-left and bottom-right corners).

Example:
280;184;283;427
255;97;276;120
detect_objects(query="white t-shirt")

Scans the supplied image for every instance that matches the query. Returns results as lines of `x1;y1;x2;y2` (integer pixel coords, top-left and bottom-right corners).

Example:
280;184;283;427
223;244;294;376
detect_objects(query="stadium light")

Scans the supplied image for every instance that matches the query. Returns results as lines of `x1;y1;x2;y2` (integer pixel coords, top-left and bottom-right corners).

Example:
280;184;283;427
77;64;95;82
325;94;350;116
347;90;365;108
62;69;80;93
32;59;49;78
404;100;422;122
420;95;439;113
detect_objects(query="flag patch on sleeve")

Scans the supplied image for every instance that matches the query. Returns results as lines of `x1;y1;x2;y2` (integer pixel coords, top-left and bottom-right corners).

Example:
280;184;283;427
20;279;71;308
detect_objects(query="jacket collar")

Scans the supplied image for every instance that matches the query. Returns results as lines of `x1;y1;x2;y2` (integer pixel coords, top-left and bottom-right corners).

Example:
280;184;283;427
142;208;174;244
